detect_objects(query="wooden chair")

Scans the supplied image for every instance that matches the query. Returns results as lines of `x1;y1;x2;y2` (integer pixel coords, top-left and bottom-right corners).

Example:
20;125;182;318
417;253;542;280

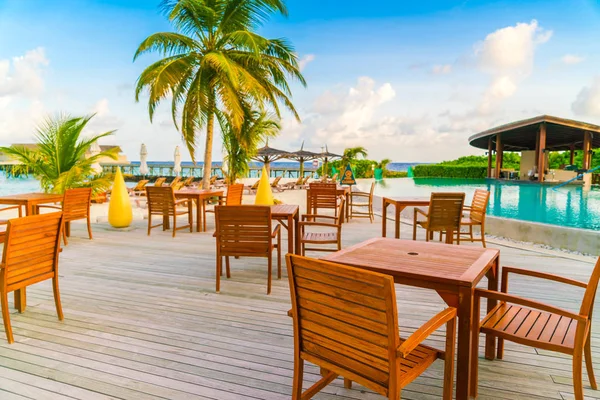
307;182;339;217
181;176;194;187
153;177;166;187
412;192;465;244
299;196;345;255
471;257;600;400
203;183;244;231
128;179;149;196
350;182;375;222
297;175;312;190
214;205;281;294
271;176;283;192
146;186;193;237
286;254;457;399
283;176;304;190
38;188;93;245
1;212;64;344
459;189;490;247
169;176;182;188
245;180;260;194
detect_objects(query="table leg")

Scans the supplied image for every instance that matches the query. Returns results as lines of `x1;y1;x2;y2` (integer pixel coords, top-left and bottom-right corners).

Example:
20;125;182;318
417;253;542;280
456;286;474;400
345;193;350;222
485;258;499;360
294;212;300;255
287;215;294;255
395;205;404;239
382;199;388;237
196;198;202;232
14;289;26;313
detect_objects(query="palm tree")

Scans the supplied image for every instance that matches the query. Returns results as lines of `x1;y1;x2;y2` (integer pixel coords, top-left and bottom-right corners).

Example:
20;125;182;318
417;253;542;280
376;158;391;170
220;108;280;183
341;146;368;166
0;114;118;194
134;0;306;189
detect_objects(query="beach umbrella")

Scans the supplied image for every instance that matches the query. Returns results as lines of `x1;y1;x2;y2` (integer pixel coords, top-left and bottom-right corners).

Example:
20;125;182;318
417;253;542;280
286;141;319;178
89;142;103;175
139;143;149;177
319;145;341;180
173;146;182;176
250;139;290;176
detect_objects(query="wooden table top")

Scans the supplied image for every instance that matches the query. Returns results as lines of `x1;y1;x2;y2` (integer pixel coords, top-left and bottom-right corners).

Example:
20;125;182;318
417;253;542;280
271;204;299;217
0;192;64;203
175;189;224;197
324;237;499;287
383;196;430;205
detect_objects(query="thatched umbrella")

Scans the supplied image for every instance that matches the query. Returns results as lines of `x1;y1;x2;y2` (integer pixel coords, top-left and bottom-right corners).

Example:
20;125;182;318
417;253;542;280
286;141;319;178
251;139;290;176
318;145;341;180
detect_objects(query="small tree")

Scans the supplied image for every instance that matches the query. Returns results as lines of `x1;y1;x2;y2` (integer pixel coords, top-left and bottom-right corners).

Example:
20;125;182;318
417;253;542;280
0;114;118;194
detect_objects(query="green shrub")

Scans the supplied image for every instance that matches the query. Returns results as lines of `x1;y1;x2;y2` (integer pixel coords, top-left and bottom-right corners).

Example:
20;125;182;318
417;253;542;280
413;165;487;179
384;170;407;178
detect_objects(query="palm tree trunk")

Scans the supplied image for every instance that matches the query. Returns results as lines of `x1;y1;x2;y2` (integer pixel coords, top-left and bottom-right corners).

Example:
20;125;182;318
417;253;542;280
202;95;216;190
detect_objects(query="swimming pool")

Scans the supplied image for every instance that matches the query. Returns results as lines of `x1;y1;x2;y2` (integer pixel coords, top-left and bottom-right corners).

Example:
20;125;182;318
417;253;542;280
354;178;600;231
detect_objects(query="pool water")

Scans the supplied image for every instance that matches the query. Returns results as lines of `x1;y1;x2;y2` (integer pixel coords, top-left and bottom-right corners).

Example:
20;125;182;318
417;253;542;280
354;178;600;231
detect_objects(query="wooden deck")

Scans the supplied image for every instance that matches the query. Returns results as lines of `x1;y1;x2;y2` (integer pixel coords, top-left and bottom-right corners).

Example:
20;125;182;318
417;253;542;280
1;215;599;399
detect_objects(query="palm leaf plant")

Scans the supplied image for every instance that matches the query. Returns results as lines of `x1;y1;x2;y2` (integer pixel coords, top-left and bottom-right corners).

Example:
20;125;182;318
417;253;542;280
219;107;280;183
134;0;306;189
341;146;368;167
0;114;118;194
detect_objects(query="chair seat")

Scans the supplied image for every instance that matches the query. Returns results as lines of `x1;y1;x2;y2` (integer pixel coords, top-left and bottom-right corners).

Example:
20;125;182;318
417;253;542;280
480;302;577;352
460;217;481;226
302;232;338;243
397;338;439;386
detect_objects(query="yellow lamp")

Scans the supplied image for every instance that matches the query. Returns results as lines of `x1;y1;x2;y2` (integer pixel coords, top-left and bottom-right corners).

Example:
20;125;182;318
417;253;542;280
254;166;274;205
108;167;133;228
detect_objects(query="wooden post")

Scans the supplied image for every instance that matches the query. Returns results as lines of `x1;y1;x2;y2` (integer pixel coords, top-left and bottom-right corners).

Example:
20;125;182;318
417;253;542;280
487;137;493;178
570;144;575;165
582;131;592;170
538;123;547;182
495;134;502;179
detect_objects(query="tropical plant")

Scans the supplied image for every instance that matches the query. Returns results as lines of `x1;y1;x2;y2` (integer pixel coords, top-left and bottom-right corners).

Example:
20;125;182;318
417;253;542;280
375;158;391;170
341;146;368;167
134;0;306;189
0;114;118;194
220;108;280;183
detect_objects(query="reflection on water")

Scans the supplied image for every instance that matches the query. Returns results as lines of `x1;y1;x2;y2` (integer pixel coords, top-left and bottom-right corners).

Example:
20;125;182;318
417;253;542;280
356;178;600;231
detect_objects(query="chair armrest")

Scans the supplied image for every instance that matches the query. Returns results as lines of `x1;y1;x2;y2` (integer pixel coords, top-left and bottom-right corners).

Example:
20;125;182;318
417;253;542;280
474;289;586;322
301;214;337;221
298;221;338;228
174;199;190;206
272;224;281;238
397;307;457;358
0;206;22;212
351;192;369;198
502;266;587;289
414;207;428;217
37;205;62;211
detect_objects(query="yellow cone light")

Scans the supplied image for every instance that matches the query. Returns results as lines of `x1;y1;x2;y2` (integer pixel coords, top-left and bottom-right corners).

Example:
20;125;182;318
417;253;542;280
108;167;133;228
254;166;274;205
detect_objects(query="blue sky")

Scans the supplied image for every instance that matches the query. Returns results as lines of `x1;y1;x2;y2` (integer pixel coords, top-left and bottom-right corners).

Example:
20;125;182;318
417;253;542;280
1;0;600;162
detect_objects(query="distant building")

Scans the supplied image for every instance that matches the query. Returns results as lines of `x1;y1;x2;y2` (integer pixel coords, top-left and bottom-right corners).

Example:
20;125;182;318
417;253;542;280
0;143;129;165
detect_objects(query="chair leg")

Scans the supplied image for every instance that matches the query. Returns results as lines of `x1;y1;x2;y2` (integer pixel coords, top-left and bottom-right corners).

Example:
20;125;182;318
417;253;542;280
444;317;456;400
585;332;597;390
469;225;474;243
291;358;304;400
52;276;64;321
412;217;417;240
481;223;487;248
574;349;584;400
225;256;231;278
1;292;13;344
277;232;282;280
172;215;177;238
188;204;193;232
470;309;480;398
497;338;504;359
267;254;272;295
62;224;69;246
87;215;93;240
216;256;222;293
344;378;352;389
147;214;152;236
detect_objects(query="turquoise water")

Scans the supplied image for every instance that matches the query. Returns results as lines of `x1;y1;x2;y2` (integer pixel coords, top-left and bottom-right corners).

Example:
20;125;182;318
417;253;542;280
354;178;600;231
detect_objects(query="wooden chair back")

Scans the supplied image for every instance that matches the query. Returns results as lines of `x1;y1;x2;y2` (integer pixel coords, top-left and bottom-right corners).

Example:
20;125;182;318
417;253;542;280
215;206;273;256
2;212;63;292
132;180;149;191
427;192;465;232
301;176;310;185
271;176;282;187
146;186;176;216
580;257;600;317
62;188;92;222
286;254;399;395
182;176;194;186
154;177;166;187
225;184;244;206
170;176;182;187
469;189;490;223
309;183;338;212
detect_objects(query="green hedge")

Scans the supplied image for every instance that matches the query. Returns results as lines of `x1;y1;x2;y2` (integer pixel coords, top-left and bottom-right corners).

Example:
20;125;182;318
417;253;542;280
413;165;487;179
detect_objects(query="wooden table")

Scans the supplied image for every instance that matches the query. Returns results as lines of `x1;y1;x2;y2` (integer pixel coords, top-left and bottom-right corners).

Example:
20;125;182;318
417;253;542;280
174;189;224;232
324;238;499;400
306;186;351;222
271;204;300;255
382;196;430;238
0;192;65;313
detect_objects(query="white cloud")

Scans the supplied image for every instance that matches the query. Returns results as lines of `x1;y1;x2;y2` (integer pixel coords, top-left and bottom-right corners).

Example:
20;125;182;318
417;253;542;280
298;54;315;71
92;98;110;117
572;76;600;116
562;54;584;65
0;47;49;98
432;64;452;75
